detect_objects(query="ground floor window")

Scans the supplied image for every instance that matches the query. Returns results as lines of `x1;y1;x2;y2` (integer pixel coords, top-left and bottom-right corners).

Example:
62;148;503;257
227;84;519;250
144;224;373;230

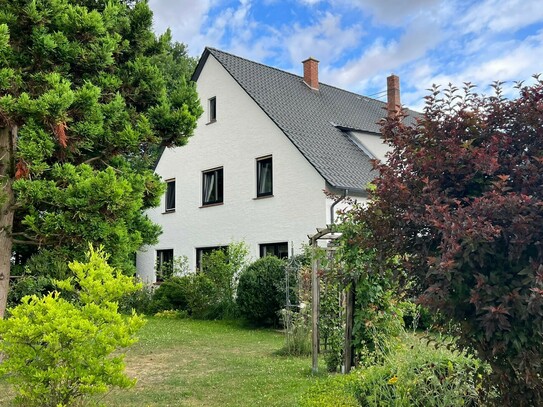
156;249;174;282
259;242;289;259
196;246;228;270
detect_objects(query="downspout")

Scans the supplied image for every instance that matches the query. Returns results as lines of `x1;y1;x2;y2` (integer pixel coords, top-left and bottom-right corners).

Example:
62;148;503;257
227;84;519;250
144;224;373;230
330;189;348;227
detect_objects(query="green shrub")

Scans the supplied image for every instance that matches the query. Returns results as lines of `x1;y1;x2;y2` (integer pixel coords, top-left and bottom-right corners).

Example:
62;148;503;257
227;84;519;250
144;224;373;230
154;309;189;319
198;242;249;319
185;272;219;319
237;256;290;326
278;306;311;356
399;300;443;332
118;280;155;315
302;333;491;407
149;276;190;314
7;275;55;309
0;247;145;407
352;335;490;406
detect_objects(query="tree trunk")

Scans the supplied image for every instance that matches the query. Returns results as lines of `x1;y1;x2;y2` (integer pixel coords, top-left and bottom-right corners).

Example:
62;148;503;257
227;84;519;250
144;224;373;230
0;125;16;319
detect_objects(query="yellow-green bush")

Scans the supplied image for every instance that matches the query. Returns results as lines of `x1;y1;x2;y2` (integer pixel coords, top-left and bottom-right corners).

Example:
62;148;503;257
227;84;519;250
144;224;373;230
0;247;145;407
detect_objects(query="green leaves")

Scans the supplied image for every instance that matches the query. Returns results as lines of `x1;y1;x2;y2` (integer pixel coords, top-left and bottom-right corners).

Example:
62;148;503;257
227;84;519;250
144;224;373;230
0;247;145;407
356;77;543;405
0;0;202;286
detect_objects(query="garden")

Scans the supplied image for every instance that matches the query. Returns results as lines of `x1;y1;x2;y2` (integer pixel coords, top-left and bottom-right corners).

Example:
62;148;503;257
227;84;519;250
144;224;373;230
0;243;493;407
0;0;542;404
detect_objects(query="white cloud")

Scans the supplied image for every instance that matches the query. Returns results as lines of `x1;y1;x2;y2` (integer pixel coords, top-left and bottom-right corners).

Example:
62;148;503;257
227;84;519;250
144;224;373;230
282;12;363;66
351;0;443;25
147;0;543;111
148;0;212;54
459;0;543;34
321;13;443;91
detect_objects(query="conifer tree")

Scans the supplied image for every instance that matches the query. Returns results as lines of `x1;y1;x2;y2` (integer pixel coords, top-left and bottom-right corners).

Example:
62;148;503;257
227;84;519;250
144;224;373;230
0;0;202;317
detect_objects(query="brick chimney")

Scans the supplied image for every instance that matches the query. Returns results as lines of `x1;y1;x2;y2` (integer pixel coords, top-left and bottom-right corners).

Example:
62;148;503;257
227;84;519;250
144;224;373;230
303;57;319;90
387;74;400;117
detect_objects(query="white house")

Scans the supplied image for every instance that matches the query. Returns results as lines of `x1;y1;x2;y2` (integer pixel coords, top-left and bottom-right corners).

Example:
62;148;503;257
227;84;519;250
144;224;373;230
136;47;409;283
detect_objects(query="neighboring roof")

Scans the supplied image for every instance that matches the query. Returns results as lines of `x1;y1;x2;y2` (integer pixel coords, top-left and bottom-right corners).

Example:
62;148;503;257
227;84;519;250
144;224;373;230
192;47;416;193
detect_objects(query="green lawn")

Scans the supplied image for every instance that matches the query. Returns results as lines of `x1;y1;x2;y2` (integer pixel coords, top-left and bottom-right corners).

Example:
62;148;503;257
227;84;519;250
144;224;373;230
99;317;324;406
1;317;326;406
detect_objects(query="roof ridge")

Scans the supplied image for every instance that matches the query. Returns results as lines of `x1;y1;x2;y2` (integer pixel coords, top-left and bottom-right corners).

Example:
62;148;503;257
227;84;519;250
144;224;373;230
205;46;387;106
206;47;303;81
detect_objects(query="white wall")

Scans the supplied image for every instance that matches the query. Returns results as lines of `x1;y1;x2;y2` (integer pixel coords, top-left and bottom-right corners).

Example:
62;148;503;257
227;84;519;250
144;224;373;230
350;131;390;164
136;55;330;282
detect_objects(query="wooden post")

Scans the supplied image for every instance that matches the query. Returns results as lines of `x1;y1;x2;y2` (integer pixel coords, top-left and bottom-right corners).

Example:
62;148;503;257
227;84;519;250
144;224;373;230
311;239;320;374
343;282;354;373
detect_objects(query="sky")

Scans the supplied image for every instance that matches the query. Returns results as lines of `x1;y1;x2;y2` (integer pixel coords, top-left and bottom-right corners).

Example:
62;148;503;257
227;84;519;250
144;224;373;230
148;0;543;110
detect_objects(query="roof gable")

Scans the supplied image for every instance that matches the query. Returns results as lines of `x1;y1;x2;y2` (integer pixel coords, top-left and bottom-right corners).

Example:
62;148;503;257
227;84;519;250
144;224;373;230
193;47;413;192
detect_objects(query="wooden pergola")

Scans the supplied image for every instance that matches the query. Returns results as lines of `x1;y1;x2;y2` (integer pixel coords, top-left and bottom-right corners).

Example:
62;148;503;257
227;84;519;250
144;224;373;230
308;226;349;374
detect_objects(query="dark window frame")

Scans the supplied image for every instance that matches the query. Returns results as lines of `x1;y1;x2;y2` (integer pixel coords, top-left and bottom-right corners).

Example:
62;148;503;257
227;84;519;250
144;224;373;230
196;246;228;270
202;167;224;206
165;179;175;212
256;156;273;197
156;249;174;282
259;242;289;259
209;97;217;122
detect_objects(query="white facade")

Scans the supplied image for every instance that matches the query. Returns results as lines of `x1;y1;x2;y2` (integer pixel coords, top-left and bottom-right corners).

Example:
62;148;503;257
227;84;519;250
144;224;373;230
136;55;345;282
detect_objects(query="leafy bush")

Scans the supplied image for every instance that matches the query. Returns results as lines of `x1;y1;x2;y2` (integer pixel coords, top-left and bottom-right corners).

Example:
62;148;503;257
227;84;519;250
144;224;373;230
0;247;145;407
118;282;154;315
185;272;219;319
356;78;543;404
353;283;403;367
199;242;249;319
302;333;492;407
398;300;440;331
7;275;55;310
149;276;190;314
278;305;312;356
154;309;189;319
237;256;291;326
352;335;491;406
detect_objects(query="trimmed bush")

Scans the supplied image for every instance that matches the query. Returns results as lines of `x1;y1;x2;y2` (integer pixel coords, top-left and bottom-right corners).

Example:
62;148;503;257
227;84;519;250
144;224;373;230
237;256;290;326
149;276;190;314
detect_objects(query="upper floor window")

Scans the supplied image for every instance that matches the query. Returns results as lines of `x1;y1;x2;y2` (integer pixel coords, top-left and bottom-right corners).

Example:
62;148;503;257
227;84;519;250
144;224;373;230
202;167;223;206
259;242;288;259
165;179;175;212
208;97;217;122
256;156;273;197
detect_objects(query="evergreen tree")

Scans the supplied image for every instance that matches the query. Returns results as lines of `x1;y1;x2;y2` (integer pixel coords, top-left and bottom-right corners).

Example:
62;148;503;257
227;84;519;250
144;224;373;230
0;0;202;317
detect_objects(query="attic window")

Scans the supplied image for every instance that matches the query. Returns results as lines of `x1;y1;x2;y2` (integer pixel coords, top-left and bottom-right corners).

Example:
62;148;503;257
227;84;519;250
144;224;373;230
165;179;175;212
208;97;216;123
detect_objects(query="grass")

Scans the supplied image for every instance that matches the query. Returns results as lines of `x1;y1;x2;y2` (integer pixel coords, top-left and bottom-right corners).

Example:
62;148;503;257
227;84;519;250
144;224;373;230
0;317;325;406
98;317;325;406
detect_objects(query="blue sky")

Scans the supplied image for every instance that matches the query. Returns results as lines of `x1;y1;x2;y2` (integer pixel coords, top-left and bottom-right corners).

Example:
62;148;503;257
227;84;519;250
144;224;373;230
148;0;543;110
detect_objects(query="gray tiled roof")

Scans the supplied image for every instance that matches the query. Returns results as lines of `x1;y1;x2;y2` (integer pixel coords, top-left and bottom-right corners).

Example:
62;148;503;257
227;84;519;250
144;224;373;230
193;47;410;193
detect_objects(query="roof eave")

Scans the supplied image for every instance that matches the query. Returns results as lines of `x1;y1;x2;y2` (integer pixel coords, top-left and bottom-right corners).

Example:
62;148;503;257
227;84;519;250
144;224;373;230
191;47;212;82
